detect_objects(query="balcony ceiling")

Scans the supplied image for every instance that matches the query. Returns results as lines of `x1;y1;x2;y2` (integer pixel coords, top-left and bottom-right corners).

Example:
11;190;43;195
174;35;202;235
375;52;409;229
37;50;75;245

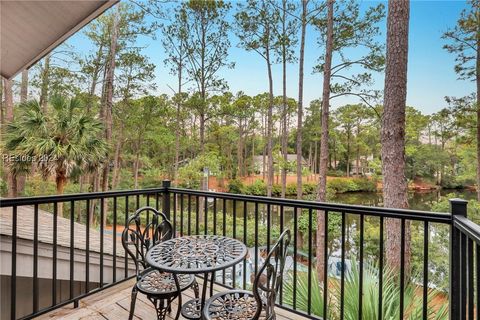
0;0;118;80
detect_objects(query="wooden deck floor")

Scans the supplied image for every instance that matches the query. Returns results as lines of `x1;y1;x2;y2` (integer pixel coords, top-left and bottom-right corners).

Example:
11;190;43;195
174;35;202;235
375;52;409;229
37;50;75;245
35;278;307;320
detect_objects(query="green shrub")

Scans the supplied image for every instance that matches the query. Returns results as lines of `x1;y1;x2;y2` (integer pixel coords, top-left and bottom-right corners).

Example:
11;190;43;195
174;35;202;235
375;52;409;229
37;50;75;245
244;179;267;195
353;177;377;192
327;177;377;193
227;179;245;194
327;178;352;193
327;169;345;177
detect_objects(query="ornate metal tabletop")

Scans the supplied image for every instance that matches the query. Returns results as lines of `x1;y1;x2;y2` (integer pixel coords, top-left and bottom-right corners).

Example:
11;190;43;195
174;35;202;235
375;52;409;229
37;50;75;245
146;235;248;275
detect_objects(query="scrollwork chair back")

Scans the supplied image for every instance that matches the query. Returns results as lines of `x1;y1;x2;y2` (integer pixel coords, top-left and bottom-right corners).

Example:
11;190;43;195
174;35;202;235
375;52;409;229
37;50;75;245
122;207;173;276
252;229;291;320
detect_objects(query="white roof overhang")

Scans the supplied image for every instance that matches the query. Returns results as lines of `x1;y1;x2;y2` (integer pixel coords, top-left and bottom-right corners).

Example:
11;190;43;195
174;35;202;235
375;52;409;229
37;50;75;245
1;0;118;79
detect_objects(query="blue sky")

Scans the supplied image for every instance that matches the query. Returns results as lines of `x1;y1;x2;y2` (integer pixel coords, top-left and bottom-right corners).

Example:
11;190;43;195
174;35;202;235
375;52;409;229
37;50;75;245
64;0;473;115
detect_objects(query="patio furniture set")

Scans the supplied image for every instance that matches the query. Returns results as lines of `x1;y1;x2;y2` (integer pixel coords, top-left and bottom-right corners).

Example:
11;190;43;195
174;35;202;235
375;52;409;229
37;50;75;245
122;206;291;320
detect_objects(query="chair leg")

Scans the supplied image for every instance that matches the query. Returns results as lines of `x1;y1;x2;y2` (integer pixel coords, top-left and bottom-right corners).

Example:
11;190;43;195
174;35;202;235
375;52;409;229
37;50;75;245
193;280;200;299
128;286;138;320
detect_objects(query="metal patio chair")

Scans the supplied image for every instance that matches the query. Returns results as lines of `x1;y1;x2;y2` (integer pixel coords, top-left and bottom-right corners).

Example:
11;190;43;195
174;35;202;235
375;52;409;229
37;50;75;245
202;229;291;320
122;206;197;320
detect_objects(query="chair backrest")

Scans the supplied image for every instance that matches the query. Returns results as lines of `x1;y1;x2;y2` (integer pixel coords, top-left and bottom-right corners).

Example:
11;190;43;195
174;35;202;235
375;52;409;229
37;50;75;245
252;229;291;320
121;206;173;275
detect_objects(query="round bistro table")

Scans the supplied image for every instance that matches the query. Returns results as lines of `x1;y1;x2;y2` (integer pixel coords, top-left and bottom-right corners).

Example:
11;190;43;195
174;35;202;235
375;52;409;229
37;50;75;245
146;235;248;319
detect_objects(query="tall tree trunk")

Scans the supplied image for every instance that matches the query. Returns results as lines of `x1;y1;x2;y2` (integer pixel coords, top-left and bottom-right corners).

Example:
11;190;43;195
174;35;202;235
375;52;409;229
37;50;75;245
281;0;288;199
266;47;275;197
316;0;334;282
476;16;480;201
297;0;307;200
20;70;28;103
134;151;140;189
39;54;51;113
174;63;183;186
56;170;67;217
111;128;123;190
237;121;244;177
381;0;411;272
101;5;120;226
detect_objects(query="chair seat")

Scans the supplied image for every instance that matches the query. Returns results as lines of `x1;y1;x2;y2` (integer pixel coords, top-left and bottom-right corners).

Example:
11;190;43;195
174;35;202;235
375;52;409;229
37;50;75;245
136;269;194;296
203;290;262;320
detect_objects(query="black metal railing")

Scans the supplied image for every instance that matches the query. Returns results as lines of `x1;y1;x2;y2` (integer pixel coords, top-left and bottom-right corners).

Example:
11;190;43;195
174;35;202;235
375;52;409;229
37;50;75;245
0;180;477;320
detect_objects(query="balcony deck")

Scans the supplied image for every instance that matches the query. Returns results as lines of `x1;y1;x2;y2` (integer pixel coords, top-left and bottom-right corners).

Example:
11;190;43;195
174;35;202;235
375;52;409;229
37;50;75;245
38;278;307;320
36;277;306;320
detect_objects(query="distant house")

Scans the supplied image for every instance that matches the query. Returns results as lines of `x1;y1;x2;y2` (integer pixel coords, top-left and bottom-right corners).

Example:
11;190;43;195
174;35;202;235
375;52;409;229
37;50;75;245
252;154;308;175
349;154;376;176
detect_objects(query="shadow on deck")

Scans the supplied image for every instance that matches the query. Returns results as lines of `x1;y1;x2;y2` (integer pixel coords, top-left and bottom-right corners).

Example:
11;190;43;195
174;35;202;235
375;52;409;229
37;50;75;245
36;277;307;320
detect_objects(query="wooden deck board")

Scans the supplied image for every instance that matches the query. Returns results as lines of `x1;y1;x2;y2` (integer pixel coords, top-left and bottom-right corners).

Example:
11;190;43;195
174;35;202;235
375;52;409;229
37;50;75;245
35;278;307;320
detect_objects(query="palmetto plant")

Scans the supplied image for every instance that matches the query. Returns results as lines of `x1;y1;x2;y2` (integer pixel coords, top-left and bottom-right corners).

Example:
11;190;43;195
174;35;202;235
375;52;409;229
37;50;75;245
5;96;107;200
283;260;448;320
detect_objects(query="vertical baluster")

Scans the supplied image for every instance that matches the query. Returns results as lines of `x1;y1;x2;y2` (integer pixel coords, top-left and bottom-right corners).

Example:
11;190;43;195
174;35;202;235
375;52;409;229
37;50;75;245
358;214;364;320
204;196;208;235
33;204;39;313
307;208;312;315
195;195;200;235
423;221;429;320
52;203;58;305
267;204;271;253
340;212;345;319
188;194;192;236
86;200;90;291
100;198;104;287
468;237;474;319
378;216;384;320
232;199;237;289
180;194;184;236
323;210;329;320
173;193;177;234
146;195;150;231
11;205;17;320
136;194;139;210
476;243;480;320
293;207;298;310
124;196;129;278
155;192;159;210
213;197;217;236
243;201;247;290
254;202;259;278
69;201;75;300
399;219;405;320
461;233;467;320
113;197;117;282
223;198;227;285
279;205;284;304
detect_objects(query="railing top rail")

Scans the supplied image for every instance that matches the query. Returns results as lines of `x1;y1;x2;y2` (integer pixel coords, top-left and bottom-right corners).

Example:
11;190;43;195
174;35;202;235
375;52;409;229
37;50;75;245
454;215;480;243
170;188;452;223
0;187;166;207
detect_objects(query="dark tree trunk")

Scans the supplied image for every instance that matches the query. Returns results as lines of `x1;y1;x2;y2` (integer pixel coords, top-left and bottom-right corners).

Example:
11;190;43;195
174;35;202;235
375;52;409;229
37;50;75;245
101;6;120;226
297;0;307;199
266;45;274;197
381;0;411;272
281;0;288;199
316;0;334;282
476;18;480;201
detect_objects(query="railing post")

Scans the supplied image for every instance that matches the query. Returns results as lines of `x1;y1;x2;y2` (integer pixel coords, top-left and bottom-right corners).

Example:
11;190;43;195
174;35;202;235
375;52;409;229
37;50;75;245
162;180;171;219
450;198;468;319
